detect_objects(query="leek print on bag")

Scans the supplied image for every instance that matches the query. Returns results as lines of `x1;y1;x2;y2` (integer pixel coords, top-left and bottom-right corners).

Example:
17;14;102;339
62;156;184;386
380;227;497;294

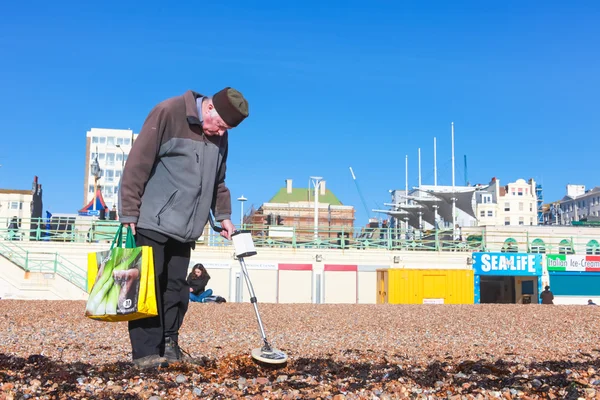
86;248;142;316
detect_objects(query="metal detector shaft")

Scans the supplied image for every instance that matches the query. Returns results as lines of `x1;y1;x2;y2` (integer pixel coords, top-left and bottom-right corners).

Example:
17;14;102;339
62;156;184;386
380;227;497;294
238;256;271;349
208;215;271;350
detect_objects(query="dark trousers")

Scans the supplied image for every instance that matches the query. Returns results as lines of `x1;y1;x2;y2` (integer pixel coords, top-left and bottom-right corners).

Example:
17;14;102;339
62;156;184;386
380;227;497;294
128;230;192;360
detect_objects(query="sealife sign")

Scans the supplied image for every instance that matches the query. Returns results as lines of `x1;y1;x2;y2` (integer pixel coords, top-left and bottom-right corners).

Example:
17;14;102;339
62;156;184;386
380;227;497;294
472;252;543;276
546;255;600;272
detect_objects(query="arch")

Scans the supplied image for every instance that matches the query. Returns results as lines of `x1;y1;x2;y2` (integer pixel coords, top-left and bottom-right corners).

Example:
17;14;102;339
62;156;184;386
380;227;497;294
530;238;546;254
559;239;574;255
501;237;519;253
587;239;600;255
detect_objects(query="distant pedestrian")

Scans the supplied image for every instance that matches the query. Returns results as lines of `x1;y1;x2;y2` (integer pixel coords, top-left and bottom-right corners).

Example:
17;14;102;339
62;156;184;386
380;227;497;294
540;285;554;304
588;299;597;306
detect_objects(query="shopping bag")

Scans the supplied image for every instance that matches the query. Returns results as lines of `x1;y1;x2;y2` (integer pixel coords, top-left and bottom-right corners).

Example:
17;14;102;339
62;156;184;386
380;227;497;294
85;225;157;322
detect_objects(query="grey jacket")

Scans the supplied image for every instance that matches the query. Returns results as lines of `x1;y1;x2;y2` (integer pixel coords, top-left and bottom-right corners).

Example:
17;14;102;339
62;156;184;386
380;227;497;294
118;90;232;243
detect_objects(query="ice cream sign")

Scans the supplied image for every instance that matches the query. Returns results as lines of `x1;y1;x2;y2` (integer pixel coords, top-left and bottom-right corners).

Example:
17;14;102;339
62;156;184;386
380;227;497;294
472;252;543;275
546;255;600;272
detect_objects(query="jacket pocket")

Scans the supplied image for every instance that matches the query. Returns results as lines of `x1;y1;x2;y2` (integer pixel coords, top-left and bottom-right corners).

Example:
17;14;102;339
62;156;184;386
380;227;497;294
156;190;178;226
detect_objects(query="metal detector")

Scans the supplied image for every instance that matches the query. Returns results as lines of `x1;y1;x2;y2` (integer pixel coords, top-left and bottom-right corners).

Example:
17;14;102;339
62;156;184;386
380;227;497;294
208;216;288;366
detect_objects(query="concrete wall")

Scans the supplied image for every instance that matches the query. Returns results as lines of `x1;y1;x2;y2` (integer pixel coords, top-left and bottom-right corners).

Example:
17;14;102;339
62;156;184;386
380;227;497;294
1;241;472;302
0;255;88;300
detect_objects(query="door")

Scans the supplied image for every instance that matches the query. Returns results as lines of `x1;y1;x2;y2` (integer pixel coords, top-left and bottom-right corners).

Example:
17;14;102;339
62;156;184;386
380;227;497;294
377;270;388;304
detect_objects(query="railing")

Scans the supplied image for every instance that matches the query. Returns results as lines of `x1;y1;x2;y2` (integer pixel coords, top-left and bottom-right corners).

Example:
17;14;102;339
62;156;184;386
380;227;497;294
1;217;599;255
0;239;87;290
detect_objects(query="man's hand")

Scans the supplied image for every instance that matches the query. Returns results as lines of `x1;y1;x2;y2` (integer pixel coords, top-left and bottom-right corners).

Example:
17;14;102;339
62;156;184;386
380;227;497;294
122;222;136;236
219;219;235;240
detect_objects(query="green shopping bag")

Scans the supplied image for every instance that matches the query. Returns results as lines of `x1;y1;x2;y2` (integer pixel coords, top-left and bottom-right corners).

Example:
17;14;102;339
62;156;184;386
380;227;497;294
85;225;157;322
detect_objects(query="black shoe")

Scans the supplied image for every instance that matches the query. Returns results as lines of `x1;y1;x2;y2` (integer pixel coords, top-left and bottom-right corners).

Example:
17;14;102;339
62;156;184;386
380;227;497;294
133;354;169;369
164;337;205;366
164;337;182;363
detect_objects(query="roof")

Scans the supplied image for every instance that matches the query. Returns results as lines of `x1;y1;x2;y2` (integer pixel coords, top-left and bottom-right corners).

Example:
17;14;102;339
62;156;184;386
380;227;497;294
0;189;32;195
269;188;343;205
79;188;108;215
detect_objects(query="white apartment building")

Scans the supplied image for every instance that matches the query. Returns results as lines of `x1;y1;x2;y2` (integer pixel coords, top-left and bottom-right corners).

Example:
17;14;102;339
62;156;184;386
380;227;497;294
475;177;538;226
558;185;600;224
0;189;32;222
83;128;138;210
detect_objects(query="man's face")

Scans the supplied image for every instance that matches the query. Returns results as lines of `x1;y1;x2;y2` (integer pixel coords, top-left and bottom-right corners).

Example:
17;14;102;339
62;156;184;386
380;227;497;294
203;103;232;136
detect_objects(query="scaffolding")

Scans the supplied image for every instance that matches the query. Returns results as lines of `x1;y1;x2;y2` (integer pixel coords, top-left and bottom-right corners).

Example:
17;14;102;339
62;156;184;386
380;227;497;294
536;183;543;224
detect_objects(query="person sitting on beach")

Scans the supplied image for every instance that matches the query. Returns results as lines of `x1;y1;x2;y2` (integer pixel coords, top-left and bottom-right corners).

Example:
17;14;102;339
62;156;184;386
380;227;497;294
187;264;213;302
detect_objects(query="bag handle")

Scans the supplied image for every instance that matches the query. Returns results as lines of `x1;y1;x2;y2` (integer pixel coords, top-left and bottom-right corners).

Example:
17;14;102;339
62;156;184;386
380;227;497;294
125;226;136;249
110;224;124;251
109;224;137;250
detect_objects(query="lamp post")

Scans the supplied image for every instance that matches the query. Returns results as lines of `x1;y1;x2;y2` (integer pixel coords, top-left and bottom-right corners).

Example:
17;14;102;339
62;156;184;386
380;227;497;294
310;176;323;240
237;195;247;228
90;153;102;215
116;144;125;170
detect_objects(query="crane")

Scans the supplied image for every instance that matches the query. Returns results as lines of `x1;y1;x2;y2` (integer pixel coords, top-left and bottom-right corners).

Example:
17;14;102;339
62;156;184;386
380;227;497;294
349;167;373;222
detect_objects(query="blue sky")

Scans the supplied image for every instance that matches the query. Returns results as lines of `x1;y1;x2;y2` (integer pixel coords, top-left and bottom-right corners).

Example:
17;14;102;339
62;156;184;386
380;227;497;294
1;0;599;226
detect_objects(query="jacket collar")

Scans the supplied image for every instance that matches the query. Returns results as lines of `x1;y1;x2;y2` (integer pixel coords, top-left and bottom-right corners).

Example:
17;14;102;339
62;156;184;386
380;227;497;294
184;90;205;126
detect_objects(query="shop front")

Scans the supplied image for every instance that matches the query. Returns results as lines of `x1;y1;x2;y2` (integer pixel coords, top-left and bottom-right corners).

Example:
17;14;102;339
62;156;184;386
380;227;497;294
546;254;600;305
472;252;543;304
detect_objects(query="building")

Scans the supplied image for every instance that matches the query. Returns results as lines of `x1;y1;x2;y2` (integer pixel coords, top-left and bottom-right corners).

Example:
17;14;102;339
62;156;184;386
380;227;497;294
543;185;600;225
248;179;355;240
0;177;41;240
83;128;138;210
475;177;538;227
0;188;33;224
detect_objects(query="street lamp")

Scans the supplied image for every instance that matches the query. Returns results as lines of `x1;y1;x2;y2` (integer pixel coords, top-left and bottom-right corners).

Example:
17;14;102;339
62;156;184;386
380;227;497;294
237;195;247;228
116;144;125;170
310;176;323;240
90;152;102;214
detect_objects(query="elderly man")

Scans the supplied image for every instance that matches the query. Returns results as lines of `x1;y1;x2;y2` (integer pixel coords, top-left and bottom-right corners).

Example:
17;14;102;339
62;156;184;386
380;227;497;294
119;87;249;368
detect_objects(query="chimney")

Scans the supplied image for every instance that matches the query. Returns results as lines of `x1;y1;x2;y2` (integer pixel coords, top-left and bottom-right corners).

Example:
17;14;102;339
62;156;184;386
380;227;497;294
320;180;326;196
286;179;293;194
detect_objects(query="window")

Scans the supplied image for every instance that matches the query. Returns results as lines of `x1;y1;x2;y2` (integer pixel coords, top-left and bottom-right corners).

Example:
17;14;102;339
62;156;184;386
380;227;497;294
504;217;510;225
518;188;523;196
10;201;19;210
124;138;131;145
116;153;122;162
559;239;574;255
113;186;119;194
99;137;106;144
587;240;600;255
504;203;510;212
105;170;114;182
115;170;121;179
107;137;115;146
103;185;114;196
519;217;524;225
98;153;105;161
531;238;546;254
92;137;99;144
480;210;485;217
88;185;94;193
487;211;493;217
530;203;533;212
106;153;115;166
502;238;519;253
117;137;124;145
530;218;533;225
519;202;523;211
